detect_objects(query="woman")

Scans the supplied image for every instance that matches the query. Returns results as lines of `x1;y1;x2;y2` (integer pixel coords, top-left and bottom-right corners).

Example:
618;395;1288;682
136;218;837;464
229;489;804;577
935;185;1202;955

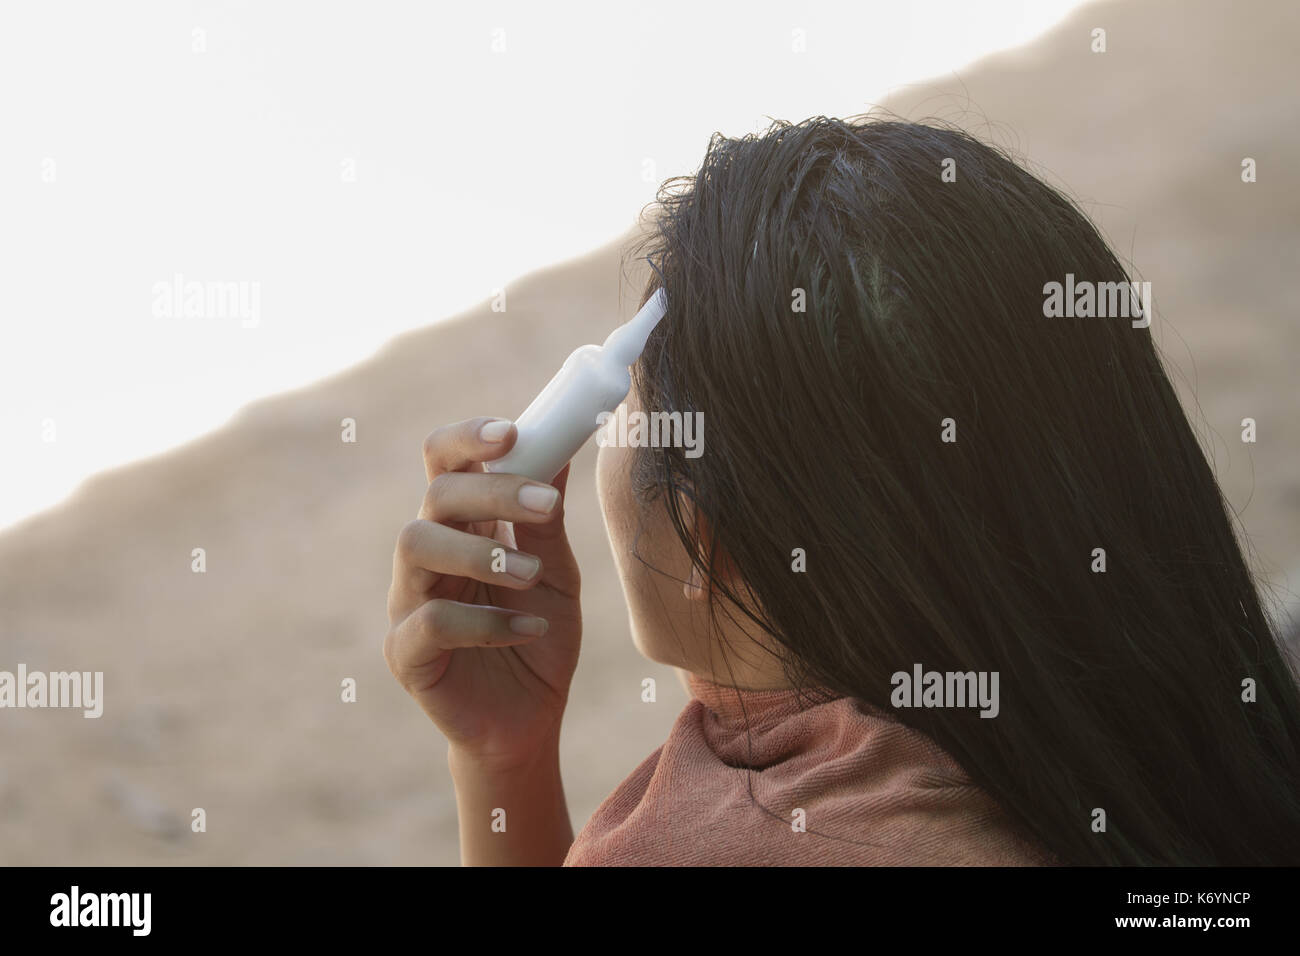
383;117;1300;865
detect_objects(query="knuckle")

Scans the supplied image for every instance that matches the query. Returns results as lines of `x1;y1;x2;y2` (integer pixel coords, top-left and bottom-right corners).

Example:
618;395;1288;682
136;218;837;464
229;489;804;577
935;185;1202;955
395;519;426;561
419;599;450;638
424;472;453;517
422;425;451;467
382;626;415;686
381;627;398;670
482;474;515;512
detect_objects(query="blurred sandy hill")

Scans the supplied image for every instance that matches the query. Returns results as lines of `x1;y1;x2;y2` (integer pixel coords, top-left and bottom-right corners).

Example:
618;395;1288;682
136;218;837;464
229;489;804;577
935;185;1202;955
1;0;1297;864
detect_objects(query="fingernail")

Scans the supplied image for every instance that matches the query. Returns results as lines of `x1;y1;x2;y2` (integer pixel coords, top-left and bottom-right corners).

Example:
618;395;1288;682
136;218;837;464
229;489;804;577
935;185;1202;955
508;615;549;636
504;551;540;582
480;419;512;443
518;484;560;514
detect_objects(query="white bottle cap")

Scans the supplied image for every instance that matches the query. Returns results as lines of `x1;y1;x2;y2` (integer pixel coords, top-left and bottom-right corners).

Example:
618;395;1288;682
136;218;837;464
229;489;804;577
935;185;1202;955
601;287;668;367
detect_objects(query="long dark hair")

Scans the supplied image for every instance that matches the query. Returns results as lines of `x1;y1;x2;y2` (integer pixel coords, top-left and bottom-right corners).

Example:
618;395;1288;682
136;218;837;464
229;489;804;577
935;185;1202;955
624;115;1300;865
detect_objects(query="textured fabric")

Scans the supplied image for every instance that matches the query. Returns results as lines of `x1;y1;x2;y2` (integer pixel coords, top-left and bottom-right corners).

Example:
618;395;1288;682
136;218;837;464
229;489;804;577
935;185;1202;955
563;673;1058;866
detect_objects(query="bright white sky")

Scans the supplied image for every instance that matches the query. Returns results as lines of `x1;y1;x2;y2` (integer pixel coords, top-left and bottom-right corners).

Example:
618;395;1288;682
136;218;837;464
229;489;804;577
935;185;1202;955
0;0;1086;532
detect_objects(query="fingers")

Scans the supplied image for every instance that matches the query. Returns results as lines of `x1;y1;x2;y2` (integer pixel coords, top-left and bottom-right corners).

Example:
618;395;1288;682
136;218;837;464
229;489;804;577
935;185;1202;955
423;417;517;482
418;471;560;525
385;599;550;690
510;463;581;598
511;463;570;543
394;518;542;591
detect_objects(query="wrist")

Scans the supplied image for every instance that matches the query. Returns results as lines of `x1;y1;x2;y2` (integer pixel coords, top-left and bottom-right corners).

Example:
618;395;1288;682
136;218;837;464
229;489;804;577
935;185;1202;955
447;730;562;781
447;729;573;867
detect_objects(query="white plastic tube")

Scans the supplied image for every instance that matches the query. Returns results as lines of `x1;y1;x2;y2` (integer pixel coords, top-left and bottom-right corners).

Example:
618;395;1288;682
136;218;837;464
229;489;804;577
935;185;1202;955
484;288;668;484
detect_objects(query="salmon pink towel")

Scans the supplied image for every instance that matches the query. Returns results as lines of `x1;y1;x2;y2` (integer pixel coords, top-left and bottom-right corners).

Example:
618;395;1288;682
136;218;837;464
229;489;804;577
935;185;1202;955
563;673;1057;866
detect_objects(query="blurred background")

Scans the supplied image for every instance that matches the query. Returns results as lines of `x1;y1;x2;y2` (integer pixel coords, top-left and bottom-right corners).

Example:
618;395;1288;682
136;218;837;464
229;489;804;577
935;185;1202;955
1;0;1296;864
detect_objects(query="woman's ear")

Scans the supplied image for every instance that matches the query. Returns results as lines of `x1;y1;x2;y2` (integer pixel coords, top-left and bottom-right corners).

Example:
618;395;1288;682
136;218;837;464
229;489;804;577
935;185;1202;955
677;490;735;603
676;488;710;602
684;560;709;602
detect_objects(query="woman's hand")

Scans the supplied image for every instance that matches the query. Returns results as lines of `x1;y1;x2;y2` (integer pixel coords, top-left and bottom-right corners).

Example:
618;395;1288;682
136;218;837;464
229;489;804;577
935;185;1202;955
384;417;582;770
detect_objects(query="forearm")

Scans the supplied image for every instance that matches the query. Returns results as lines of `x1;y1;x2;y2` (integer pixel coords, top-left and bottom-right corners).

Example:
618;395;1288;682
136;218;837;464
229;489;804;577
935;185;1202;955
448;737;574;866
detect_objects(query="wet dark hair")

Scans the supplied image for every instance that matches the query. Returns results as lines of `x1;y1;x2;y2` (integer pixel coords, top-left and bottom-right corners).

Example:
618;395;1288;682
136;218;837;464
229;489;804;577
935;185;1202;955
623;115;1300;865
